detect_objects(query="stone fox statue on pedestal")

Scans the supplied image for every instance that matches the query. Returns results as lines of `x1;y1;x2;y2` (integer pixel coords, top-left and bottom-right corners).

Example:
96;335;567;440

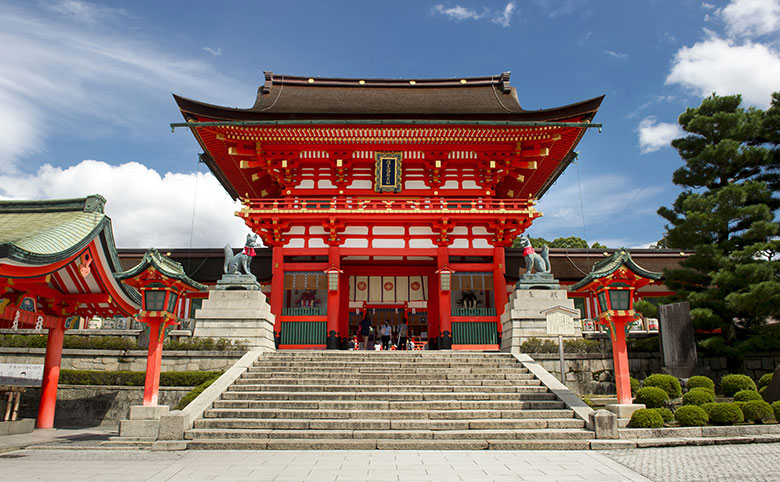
224;234;258;275
516;235;551;274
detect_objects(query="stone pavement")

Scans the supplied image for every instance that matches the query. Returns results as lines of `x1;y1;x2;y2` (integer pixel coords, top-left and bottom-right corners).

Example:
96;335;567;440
603;442;780;482
0;449;649;482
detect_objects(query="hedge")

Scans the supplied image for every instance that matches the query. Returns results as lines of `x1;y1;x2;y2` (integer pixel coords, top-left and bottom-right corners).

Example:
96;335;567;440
687;376;715;392
742;400;774;424
682;387;715;406
708;403;744;425
174;378;219;410
734;389;763;402
720;374;757;397
628;408;665;428
634;386;669;408
0;334;247;351
59;370;223;386
675;405;708;427
644;374;682;399
650;407;674;423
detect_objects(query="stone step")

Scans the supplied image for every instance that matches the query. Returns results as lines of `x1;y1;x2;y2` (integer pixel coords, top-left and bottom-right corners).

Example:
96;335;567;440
220;390;555;401
186;438;592;450
193;417;585;431
241;372;535;381
185;428;592;441
227;383;541;393
211;400;565;411
233;377;532;386
253;362;519;369
247;366;529;375
202;408;576;420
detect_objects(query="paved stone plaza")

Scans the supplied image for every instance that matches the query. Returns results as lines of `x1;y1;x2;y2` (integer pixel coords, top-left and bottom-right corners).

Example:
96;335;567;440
0;443;776;481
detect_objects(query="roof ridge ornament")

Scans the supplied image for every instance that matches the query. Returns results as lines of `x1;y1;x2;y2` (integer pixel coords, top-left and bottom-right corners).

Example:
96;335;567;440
500;71;511;94
83;194;106;214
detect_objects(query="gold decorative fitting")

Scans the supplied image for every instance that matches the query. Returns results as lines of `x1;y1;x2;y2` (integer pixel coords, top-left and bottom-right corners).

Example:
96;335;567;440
409;80;416;85
433;190;438;195
460;79;467;84
359;80;365;85
485;190;491;195
308;78;314;83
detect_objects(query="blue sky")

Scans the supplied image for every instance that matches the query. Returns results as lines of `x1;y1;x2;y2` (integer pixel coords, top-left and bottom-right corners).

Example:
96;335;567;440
1;0;779;249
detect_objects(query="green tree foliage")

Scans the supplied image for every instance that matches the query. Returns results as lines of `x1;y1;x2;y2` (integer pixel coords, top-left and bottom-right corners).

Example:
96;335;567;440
658;93;780;337
511;236;607;249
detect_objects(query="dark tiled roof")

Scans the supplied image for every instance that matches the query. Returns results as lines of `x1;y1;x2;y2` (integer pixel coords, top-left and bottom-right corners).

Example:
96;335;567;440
115;248;207;291
174;72;604;121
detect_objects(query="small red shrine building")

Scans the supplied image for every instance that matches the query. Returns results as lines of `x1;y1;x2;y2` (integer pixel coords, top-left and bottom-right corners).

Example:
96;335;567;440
174;72;603;350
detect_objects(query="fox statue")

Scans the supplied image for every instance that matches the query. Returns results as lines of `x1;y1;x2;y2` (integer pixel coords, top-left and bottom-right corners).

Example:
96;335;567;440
515;235;551;275
223;234;258;275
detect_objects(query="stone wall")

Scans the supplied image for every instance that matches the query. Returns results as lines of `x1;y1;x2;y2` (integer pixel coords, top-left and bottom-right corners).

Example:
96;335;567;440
0;348;244;372
16;385;191;428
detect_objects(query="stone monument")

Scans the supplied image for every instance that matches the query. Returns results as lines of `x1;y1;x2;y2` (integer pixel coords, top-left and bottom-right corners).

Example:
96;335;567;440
193;234;275;350
658;301;697;378
501;236;581;353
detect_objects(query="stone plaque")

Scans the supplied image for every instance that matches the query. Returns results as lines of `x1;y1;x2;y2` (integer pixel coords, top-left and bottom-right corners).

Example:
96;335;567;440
544;308;577;336
0;363;43;386
658;301;697;377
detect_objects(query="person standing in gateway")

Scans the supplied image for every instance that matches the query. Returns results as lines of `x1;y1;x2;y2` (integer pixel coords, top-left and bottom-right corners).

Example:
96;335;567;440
397;318;409;350
381;320;392;350
359;313;372;351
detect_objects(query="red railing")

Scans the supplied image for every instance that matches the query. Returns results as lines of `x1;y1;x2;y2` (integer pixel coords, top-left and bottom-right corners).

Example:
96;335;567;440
241;197;537;214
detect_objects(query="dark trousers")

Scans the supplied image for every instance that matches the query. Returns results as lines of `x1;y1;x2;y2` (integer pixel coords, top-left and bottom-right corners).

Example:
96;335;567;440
399;336;408;350
381;335;391;350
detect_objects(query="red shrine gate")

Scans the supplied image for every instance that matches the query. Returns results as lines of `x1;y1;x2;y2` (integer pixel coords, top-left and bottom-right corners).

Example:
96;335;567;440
174;72;602;349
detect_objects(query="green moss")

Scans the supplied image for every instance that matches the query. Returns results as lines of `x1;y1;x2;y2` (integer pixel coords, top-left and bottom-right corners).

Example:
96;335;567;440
682;387;715;406
627;408;665;428
720;374;757;397
687;376;715;391
644;374;682;399
634;386;670;408
675;405;709;426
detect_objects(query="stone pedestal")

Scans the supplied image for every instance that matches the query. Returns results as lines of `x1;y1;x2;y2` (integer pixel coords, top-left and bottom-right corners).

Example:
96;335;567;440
500;289;581;353
194;290;276;350
119;405;169;438
216;273;261;291
606;403;645;427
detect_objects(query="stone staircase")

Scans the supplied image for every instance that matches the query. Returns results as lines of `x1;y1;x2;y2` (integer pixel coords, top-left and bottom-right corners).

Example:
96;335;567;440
185;351;594;450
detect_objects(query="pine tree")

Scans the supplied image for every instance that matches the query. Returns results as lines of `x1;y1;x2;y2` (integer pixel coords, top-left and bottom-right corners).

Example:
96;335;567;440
658;94;780;338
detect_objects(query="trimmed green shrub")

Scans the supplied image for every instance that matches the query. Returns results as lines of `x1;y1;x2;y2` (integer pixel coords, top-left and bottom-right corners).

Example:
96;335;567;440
519;337;558;353
627;408;665;428
675;405;709;426
651;407;674;423
164;337;248;351
682;387;715;406
644;374;682;399
772;401;780;422
734;389;763;402
687;376;715;392
701;402;718;417
720;374;757;397
630;377;640;394
760;386;767;396
174;378;217;410
59;370;222;386
708;403;744;425
758;373;773;391
634;386;670;408
742;400;774;424
563;338;602;353
734;401;746;412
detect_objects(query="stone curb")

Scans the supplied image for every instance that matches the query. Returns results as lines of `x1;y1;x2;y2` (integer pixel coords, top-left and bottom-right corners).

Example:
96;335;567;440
513;353;595;429
619;424;780;439
157;349;267;441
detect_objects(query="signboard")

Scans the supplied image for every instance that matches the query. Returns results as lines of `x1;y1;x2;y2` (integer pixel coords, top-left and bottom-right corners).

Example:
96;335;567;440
545;310;577;336
0;363;43;386
374;152;402;192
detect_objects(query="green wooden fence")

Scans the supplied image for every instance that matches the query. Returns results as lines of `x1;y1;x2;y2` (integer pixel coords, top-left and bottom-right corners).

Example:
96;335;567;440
282;307;325;316
452;321;498;345
452;307;496;317
280;321;326;345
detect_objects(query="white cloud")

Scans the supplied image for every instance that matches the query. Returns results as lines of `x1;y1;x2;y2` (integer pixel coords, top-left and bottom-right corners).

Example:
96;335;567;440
432;2;515;27
719;0;780;38
601;49;628;60
637;117;684;154
432;4;484;21
0;4;248;173
0;160;247;248
666;35;780;107
202;46;222;56
491;2;516;27
47;0;129;24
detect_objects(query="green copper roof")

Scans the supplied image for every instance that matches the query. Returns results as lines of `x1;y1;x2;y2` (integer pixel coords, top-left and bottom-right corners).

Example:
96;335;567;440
570;249;663;291
0;195;109;263
115;248;207;292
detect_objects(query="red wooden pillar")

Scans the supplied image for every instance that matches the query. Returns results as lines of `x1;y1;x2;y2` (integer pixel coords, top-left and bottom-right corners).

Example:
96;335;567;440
338;272;350;348
326;245;341;349
426;273;440;349
437;247;452;349
142;318;165;406
37;321;65;429
611;320;632;405
493;246;508;335
270;246;284;347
